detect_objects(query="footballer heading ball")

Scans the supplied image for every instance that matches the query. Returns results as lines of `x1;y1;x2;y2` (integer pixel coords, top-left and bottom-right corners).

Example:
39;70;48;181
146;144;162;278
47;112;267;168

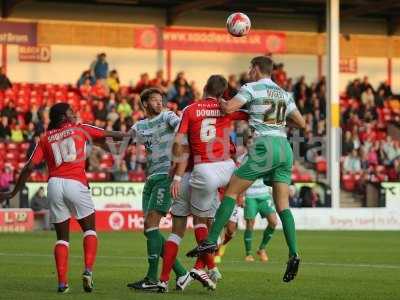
226;12;251;37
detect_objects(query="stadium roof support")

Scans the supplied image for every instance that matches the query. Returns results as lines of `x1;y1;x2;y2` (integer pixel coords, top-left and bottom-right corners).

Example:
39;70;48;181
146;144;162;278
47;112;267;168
327;0;340;208
166;0;228;25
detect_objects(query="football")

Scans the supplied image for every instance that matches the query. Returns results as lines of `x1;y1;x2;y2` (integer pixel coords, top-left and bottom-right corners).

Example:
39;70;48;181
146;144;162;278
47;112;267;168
226;12;251;37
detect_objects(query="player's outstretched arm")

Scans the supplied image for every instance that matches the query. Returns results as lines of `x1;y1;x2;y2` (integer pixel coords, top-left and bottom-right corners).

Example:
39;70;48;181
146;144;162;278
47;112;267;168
0;161;34;202
286;110;306;130
219;97;245;114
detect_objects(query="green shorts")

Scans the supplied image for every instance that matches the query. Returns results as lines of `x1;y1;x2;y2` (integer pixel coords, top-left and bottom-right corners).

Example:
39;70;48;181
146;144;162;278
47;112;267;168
142;174;172;216
244;195;276;219
235;136;293;186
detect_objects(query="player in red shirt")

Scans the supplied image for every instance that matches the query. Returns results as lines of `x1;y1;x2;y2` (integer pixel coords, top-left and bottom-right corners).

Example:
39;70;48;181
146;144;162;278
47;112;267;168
157;75;247;292
0;103;127;294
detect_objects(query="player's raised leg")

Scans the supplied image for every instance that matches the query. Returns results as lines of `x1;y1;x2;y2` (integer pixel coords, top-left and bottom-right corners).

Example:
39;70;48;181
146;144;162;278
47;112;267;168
187;175;253;257
54;219;70;294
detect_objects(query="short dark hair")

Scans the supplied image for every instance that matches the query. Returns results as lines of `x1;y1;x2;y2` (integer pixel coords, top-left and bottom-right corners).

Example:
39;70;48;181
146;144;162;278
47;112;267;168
48;102;71;130
140;88;163;106
204;75;228;98
251;56;274;75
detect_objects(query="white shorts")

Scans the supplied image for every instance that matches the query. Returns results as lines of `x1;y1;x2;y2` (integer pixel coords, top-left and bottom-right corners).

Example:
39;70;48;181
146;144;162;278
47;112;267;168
190;159;235;218
170;172;192;217
47;177;95;224
229;205;239;224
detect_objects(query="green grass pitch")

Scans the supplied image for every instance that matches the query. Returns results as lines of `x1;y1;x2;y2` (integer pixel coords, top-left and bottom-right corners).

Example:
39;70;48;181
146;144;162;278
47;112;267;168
0;230;399;300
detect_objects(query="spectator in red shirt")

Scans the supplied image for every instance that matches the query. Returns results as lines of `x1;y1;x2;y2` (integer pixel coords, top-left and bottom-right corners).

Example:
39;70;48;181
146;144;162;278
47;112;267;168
134;73;151;94
80;78;92;99
151;70;169;93
274;63;287;87
80;104;95;124
92;79;108;99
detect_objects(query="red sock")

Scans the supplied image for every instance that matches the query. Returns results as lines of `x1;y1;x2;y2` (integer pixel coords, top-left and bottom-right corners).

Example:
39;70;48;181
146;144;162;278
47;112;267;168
194;224;215;270
223;232;233;245
160;234;181;282
83;230;97;272
54;240;69;286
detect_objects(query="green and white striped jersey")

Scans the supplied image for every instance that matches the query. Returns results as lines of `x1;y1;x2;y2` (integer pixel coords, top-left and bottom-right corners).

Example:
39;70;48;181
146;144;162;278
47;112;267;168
237;153;272;197
235;78;297;138
131;110;180;177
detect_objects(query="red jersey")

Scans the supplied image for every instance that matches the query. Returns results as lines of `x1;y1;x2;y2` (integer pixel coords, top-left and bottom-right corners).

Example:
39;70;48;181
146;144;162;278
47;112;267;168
177;98;247;164
30;123;105;186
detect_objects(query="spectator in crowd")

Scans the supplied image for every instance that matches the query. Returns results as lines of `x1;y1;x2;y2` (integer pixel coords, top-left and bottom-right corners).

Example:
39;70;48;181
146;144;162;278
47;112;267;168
387;158;400;181
360;76;373;93
381;136;400;165
77;70;95;87
346;78;362;99
377;80;392;98
1;101;17;121
342;130;354;156
11;123;24;143
30;187;50;230
90;53;108;80
167;71;192;101
112;160;129;181
374;88;386;108
88;146;105;172
117;98;133;119
343;149;362;174
80;104;95;124
171;85;193;110
80;78;93;99
0;66;12;90
361;87;374;105
274;63;287;87
107;69;120;94
0;165;13;208
151;70;169;93
134;73;152;94
92;79;108;99
0;116;11;141
93;101;108;127
107;106;120;124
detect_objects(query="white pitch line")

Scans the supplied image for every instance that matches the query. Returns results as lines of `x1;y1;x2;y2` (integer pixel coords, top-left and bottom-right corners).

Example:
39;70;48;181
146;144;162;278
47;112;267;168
0;252;399;270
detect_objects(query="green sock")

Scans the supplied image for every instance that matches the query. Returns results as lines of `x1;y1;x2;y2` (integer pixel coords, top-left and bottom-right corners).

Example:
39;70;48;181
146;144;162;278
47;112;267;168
159;234;187;278
278;209;298;256
207;196;236;243
259;226;275;250
244;229;253;256
144;228;162;282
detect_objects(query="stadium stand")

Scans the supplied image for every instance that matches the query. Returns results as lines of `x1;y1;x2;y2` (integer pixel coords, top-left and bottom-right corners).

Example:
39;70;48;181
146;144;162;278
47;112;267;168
0;60;399;194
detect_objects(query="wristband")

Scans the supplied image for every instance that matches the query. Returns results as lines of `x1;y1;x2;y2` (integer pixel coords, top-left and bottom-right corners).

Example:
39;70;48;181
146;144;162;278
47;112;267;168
173;175;182;182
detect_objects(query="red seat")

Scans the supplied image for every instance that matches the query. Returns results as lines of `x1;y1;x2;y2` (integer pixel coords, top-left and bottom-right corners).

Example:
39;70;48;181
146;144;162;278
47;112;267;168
315;157;327;173
342;174;356;192
86;172;95;181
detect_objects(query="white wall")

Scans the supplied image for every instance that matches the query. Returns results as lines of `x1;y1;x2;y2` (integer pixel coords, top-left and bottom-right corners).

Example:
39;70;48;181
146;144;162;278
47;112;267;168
6;44;396;93
321;56;388;92
391;58;400;94
7;45;164;85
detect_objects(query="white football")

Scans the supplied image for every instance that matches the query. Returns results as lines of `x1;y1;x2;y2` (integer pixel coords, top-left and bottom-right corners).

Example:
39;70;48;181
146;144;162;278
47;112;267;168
226;12;251;37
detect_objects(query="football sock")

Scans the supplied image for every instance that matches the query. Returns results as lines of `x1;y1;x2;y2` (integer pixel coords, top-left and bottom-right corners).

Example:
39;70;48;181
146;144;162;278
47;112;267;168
259;226;275;250
244;229;253;256
144;227;162;282
278;209;298;256
160;234;181;282
207;196;236;243
54;240;69;287
83;230;97;272
194;224;216;270
159;233;187;278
